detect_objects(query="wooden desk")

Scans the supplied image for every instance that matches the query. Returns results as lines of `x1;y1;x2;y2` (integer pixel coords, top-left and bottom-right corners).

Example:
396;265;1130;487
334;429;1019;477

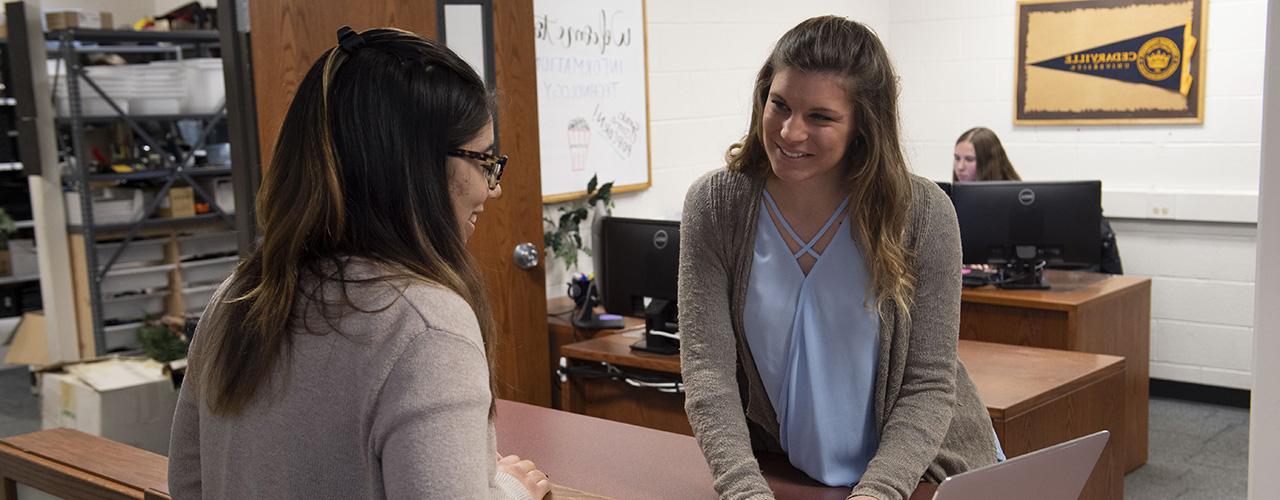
560;336;1125;499
0;407;935;500
547;298;646;346
960;270;1150;472
496;400;936;500
559;330;688;435
0;427;170;500
961;341;1125;500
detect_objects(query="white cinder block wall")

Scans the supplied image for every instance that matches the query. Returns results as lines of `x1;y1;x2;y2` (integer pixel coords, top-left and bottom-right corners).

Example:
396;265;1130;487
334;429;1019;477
542;0;1267;391
889;0;1267;390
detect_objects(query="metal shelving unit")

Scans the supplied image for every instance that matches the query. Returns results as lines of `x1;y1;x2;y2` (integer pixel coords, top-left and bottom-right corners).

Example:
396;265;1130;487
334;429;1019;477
55;113;221;125
80;166;231;182
4;0;262;360
46;28;233;355
68;213;228;234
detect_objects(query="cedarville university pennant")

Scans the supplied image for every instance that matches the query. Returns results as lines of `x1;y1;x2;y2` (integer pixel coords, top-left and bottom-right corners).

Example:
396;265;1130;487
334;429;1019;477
1015;0;1207;124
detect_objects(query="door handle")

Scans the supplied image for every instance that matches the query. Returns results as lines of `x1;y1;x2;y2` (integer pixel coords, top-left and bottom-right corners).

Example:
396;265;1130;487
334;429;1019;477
513;242;540;270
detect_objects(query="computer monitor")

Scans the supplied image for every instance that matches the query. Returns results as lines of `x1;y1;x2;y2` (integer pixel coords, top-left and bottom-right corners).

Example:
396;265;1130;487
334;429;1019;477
936;181;952;197
598;216;680;354
951;180;1102;289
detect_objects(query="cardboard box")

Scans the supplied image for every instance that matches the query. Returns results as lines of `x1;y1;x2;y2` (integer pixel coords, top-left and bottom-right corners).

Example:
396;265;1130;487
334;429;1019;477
158;186;195;218
0;249;9;277
45;10;113;30
3;312;46;367
40;358;178;454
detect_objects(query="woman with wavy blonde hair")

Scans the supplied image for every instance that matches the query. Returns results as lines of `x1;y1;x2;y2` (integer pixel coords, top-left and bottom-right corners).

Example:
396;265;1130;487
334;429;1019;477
678;16;1002;500
167;27;548;499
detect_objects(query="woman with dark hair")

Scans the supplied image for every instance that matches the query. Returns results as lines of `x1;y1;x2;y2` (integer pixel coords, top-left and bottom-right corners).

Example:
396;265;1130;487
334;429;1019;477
952;127;1020;182
167;27;549;499
678;17;1002;500
952;126;1123;274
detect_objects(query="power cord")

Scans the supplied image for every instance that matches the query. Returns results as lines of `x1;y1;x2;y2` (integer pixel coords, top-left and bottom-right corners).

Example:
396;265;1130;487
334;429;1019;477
558;359;684;394
989;260;1047;287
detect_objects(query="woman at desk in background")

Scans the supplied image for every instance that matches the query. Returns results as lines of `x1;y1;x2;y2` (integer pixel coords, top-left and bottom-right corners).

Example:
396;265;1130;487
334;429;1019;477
168;28;549;500
952;126;1123;274
678;16;1002;500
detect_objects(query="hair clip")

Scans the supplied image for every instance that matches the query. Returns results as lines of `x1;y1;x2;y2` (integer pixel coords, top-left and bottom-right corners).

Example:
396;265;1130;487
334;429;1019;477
337;25;366;53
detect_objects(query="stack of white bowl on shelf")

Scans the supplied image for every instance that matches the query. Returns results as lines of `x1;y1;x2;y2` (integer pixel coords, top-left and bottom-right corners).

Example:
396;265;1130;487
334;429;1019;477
128;63;186;115
51;61;134;116
50;57;226;117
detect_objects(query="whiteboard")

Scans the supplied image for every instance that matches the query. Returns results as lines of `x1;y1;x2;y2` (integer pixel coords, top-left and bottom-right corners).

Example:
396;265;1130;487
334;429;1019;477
534;0;651;203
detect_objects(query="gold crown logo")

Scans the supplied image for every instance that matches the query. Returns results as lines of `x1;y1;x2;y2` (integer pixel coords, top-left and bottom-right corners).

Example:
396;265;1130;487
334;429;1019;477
1146;50;1171;71
1137;37;1180;82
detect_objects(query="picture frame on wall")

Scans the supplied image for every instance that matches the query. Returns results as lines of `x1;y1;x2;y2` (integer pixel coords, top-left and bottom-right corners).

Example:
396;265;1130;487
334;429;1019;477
535;0;652;203
1014;0;1209;125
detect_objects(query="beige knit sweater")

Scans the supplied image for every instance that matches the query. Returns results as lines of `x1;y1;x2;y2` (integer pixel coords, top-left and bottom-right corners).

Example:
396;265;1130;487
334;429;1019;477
168;260;528;499
678;169;997;500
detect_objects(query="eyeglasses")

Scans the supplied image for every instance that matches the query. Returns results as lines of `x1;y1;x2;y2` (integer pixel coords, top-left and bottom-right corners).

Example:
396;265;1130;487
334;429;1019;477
447;148;508;190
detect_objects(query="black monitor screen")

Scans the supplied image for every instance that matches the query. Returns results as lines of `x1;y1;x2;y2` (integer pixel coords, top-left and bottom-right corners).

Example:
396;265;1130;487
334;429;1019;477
936;181;952;197
598;216;680;316
951;181;1102;268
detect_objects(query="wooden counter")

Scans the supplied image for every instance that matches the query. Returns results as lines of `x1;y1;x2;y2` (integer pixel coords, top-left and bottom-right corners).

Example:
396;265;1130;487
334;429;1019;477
559;336;1126;499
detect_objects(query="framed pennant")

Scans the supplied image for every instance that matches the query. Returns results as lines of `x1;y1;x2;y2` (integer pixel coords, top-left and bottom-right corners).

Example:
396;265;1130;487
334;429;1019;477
1014;0;1208;125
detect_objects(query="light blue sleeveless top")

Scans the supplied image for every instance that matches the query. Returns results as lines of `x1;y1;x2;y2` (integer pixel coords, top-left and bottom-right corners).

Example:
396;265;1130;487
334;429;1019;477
743;191;880;487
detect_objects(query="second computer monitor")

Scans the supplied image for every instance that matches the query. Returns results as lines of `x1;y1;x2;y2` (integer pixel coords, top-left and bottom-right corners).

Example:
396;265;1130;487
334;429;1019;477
951;180;1102;269
598;216;680;316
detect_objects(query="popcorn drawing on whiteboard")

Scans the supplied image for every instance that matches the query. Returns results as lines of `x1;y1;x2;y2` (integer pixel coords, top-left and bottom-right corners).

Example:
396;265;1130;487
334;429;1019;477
567;117;591;172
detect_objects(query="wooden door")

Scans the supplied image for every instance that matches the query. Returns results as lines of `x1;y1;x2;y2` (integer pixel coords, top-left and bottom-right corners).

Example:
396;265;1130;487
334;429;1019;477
249;0;551;406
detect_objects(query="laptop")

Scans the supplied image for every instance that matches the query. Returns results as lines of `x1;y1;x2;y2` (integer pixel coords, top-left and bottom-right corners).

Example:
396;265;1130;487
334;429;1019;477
932;431;1109;500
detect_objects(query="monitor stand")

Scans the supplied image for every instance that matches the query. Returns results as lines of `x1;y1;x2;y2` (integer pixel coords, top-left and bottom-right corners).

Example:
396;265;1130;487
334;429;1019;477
631;298;679;355
572;295;624;330
995;259;1050;290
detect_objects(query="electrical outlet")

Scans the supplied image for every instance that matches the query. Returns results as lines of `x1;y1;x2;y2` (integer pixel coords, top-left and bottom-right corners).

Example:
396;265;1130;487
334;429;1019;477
1146;193;1177;219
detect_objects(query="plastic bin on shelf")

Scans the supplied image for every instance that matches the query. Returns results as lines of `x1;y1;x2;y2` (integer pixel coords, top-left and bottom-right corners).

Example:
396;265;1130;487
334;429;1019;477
53;67;133;117
65;188;147;226
99;263;176;296
177;231;238;259
101;291;166;323
129;97;182;115
181;58;225;113
214;178;235;213
56;94;129;116
179;256;237;286
94;237;167;268
182;283;220;313
103;322;143;351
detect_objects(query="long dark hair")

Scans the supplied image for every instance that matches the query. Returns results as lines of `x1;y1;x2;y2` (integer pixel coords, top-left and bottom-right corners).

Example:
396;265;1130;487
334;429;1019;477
954;127;1021;181
198;28;498;416
727;16;916;316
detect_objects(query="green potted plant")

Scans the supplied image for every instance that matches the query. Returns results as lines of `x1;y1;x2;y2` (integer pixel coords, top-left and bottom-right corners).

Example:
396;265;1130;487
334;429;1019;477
136;318;190;363
543;174;614;271
0;208;16;277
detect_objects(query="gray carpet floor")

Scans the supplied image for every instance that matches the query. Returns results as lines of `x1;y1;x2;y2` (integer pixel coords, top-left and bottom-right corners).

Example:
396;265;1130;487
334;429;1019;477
0;367;1251;497
1125;396;1250;499
0;368;38;438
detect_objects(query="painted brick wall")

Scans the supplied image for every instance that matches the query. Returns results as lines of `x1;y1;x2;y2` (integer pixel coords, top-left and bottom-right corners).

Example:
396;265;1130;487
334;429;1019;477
889;0;1266;389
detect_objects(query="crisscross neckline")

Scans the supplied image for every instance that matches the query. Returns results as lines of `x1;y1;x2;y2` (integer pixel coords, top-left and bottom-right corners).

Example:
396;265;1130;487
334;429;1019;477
762;189;850;260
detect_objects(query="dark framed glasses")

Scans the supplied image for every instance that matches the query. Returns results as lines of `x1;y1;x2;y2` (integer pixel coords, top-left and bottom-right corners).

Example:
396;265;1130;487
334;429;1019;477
448;148;508;190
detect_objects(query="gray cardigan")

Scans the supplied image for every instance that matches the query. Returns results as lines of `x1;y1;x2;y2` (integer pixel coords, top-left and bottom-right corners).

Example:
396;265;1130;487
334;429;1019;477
168;260;528;499
677;169;997;500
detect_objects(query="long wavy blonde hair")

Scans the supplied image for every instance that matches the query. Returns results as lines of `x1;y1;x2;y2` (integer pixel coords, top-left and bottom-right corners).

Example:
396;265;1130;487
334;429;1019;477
727;16;916;316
